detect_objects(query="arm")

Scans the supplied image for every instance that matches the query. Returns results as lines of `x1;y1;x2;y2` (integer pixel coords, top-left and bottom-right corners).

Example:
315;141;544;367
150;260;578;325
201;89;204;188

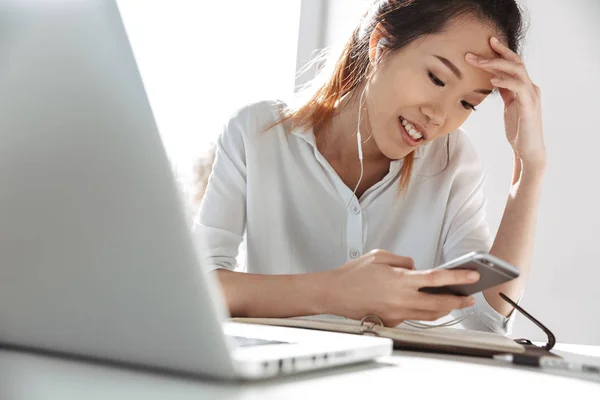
197;104;336;318
196;105;326;317
216;269;328;317
485;155;545;316
465;36;547;318
197;104;334;318
439;132;515;333
218;251;476;326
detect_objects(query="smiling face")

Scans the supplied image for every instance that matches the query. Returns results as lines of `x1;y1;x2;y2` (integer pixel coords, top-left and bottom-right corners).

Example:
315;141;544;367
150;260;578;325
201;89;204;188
364;16;501;160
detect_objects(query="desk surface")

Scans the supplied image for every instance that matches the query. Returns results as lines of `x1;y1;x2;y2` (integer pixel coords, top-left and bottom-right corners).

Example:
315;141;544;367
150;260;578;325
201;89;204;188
1;343;599;399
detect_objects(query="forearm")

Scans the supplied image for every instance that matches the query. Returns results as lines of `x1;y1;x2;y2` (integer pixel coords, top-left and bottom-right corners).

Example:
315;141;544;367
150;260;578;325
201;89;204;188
485;154;546;316
215;269;329;318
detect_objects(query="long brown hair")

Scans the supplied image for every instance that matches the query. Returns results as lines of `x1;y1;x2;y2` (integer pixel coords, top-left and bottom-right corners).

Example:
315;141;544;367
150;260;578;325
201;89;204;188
273;0;525;194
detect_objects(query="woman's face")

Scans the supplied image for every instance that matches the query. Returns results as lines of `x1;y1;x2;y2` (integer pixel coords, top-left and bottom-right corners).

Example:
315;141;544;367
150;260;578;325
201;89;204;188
365;16;500;160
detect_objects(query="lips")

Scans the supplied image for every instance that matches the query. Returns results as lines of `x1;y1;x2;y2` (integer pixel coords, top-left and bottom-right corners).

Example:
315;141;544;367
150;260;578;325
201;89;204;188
398;117;421;147
399;116;428;141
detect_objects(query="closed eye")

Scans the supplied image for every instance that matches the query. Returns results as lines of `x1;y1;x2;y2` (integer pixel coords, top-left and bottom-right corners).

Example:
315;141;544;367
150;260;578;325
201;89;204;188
461;101;477;111
428;71;445;87
429;71;477;112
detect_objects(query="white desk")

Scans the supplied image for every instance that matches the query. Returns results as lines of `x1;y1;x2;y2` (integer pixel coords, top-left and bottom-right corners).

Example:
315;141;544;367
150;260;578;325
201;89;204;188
1;344;599;399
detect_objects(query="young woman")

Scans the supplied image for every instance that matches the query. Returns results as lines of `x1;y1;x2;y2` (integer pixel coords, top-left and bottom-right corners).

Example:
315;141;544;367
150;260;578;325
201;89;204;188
195;0;545;333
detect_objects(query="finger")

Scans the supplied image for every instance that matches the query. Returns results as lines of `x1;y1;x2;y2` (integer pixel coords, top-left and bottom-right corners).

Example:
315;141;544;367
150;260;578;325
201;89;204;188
412;293;476;312
491;76;520;92
476;59;530;82
466;55;529;82
490;36;522;64
489;70;514;81
367;249;415;270
491;76;536;103
465;53;512;80
411;268;480;288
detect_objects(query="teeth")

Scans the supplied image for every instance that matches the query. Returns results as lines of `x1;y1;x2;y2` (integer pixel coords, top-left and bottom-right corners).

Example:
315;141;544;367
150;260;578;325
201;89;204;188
401;117;423;140
407;130;420;140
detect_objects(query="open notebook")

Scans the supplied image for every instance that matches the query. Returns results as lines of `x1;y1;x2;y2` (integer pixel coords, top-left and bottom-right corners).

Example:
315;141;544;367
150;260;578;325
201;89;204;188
232;316;526;357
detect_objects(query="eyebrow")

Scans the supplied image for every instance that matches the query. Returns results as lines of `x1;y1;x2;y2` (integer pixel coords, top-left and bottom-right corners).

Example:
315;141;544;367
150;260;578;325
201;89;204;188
434;55;493;95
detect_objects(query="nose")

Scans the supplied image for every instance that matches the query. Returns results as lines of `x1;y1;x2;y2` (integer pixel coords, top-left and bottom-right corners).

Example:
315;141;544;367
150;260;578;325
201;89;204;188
420;105;445;127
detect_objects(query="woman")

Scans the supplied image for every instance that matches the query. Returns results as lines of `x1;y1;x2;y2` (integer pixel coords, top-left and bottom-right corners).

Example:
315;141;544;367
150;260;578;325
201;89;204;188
195;0;545;333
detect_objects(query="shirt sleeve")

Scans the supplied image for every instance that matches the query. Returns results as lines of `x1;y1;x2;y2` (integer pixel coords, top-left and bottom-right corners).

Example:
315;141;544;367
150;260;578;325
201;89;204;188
440;130;517;335
192;109;248;272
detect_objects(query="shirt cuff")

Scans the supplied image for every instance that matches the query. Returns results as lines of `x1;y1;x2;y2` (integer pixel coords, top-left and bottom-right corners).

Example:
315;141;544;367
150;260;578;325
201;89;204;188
471;291;518;335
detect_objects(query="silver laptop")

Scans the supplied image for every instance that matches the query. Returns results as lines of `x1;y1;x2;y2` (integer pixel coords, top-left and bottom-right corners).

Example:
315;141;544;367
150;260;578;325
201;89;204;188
0;0;392;380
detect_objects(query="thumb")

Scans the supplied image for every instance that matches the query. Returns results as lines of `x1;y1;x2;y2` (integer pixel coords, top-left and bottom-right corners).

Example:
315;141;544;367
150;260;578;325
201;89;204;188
367;250;415;270
386;258;415;270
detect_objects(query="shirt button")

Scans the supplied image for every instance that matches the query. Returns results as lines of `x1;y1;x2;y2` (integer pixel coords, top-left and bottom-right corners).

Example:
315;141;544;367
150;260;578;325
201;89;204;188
349;249;361;259
351;205;361;214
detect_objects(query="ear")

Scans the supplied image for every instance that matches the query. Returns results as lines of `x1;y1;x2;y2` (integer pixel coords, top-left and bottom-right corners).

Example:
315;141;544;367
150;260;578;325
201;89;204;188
368;22;388;65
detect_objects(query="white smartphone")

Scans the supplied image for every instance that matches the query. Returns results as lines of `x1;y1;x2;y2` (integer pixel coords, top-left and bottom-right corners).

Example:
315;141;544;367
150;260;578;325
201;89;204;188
418;251;520;296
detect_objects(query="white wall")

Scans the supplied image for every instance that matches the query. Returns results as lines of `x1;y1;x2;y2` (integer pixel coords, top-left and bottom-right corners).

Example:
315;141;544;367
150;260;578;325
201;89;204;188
295;0;327;89
117;0;301;170
318;0;600;344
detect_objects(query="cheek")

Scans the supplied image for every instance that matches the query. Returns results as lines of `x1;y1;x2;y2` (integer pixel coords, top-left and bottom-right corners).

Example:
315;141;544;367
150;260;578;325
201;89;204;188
442;114;470;135
372;66;423;107
391;69;428;100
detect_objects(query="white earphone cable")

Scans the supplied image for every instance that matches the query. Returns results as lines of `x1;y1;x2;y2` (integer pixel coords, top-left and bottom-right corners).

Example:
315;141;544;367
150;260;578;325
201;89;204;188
402;312;474;329
345;85;368;209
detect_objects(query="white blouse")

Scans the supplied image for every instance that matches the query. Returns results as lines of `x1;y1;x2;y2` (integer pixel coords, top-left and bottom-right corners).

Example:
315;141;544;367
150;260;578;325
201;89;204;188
195;100;515;334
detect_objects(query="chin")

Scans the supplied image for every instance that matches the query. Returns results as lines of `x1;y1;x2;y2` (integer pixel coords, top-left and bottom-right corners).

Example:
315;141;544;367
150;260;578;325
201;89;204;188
378;138;413;160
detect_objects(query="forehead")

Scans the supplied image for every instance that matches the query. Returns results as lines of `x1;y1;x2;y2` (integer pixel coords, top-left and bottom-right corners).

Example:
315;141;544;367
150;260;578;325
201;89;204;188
413;16;500;59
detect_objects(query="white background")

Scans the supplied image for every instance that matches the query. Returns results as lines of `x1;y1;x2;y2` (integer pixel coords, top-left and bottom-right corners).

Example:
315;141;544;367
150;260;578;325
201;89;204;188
117;0;301;172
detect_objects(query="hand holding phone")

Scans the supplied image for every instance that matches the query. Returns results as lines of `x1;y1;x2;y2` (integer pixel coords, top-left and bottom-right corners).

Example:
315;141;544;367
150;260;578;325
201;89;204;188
418;252;519;296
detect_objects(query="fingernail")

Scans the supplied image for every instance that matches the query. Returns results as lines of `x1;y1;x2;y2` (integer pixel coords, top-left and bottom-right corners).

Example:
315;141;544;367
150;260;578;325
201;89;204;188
466;53;477;61
491;36;500;44
469;297;476;306
478;58;489;64
468;271;480;281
